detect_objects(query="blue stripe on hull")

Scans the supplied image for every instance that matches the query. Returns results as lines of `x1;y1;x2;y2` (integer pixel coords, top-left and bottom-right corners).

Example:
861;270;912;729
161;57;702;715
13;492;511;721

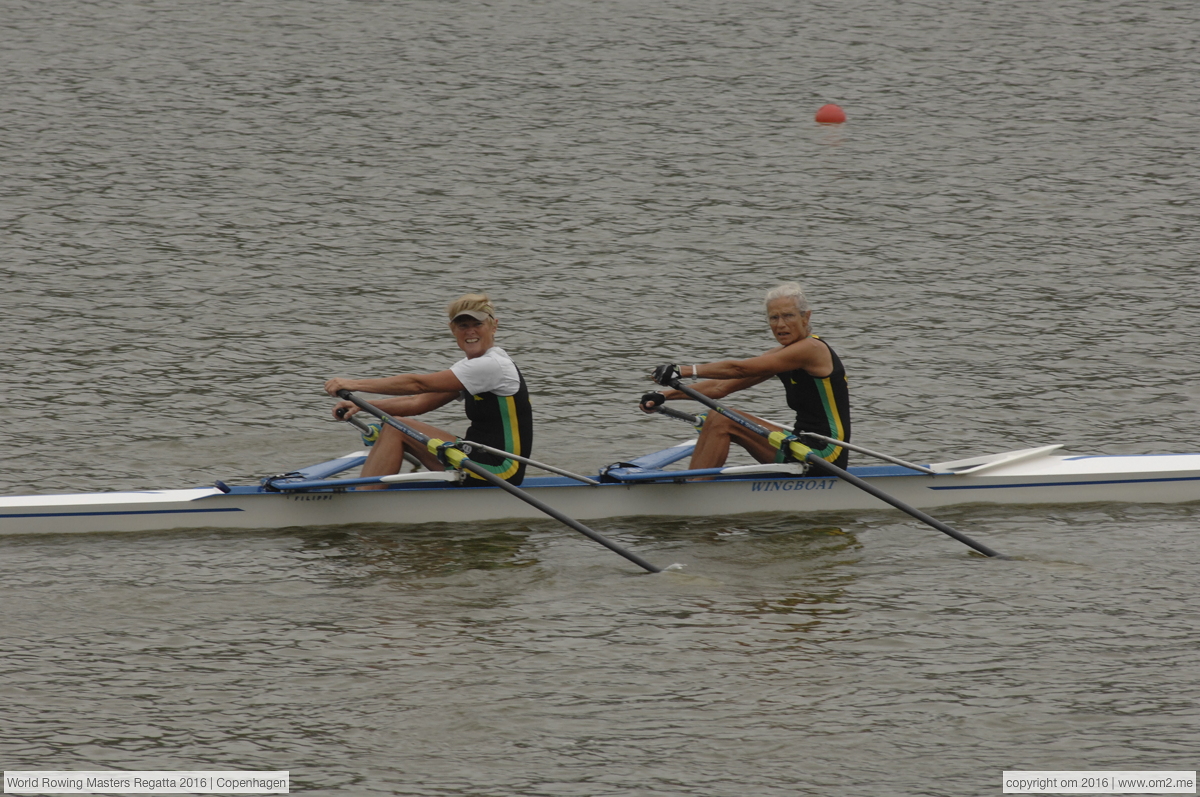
0;508;246;520
929;475;1200;491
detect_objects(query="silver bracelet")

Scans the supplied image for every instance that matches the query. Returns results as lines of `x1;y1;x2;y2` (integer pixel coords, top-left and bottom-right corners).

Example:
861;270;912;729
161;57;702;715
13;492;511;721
693;363;700;379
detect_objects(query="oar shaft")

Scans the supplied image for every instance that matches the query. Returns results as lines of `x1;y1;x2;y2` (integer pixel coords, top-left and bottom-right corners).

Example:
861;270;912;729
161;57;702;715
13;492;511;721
655;404;702;425
665;380;1005;558
336;390;662;573
666;382;794;450
343;413;375;435
657;403;935;475
342;394;597;484
337;390;433;445
459;439;600;486
795;432;937;476
457;459;661;572
803;455;1004;558
342;412;423;470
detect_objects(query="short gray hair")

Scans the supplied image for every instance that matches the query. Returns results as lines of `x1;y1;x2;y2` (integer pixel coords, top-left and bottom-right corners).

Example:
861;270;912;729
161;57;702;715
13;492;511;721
763;282;810;314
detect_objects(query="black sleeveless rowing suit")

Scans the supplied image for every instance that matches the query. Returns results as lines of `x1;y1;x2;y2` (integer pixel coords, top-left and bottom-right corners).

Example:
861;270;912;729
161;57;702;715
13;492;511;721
462;368;534;486
776;336;851;468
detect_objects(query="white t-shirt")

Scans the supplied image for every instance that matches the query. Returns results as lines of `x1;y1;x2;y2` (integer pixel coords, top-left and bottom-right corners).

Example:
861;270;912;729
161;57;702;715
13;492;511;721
449;346;521;397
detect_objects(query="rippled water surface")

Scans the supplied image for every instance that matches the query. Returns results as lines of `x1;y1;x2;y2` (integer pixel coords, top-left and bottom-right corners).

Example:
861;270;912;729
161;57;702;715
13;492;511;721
2;0;1198;794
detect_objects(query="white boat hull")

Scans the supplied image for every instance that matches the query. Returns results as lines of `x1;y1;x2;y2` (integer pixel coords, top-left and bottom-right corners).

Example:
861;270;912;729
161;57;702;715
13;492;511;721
3;450;1199;536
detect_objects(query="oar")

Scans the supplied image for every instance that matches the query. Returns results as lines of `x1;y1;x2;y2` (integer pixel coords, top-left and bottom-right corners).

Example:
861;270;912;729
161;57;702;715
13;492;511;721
660;380;1006;559
455;439;600;486
652;404;936;474
339;409;599;484
654;403;706;427
335;390;663;573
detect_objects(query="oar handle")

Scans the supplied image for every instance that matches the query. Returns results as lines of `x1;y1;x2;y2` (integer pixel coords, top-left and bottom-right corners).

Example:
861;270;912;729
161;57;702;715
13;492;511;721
336;411;423;470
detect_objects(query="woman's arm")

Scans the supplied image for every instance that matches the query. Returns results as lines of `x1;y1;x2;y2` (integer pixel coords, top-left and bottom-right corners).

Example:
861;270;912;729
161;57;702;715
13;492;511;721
684;338;833;382
325;369;465;398
642;339;831;412
325;370;465;420
331;390;459;420
660;374;769;402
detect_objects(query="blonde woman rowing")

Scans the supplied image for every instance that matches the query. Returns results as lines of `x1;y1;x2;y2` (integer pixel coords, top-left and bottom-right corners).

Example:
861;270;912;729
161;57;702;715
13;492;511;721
325;293;533;488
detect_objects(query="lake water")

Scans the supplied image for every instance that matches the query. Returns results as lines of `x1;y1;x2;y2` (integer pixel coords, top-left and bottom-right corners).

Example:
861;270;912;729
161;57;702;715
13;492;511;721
2;0;1198;794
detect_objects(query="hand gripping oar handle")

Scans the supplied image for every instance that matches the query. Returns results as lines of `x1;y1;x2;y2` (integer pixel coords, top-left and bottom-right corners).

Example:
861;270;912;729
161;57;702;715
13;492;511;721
663;380;1006;559
336;390;662;573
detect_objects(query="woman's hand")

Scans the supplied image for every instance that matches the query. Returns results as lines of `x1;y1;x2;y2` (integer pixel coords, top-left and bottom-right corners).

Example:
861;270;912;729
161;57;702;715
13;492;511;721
639;391;666;414
331;400;359;420
324;377;357;397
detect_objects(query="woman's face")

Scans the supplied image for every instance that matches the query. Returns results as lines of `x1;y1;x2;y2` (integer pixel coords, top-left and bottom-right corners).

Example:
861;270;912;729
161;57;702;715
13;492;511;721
450;315;498;358
766;297;811;347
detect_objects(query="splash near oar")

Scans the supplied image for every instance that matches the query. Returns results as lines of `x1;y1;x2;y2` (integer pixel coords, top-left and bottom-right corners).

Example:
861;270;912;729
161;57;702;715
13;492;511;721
337;390;665;574
655;378;1007;559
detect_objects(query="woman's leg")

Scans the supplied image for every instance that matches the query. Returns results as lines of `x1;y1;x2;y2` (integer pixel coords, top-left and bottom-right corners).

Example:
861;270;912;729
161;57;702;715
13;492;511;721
358;418;457;489
688;409;786;472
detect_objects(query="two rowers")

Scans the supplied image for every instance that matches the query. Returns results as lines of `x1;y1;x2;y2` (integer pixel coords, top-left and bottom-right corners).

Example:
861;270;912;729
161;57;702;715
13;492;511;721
323;281;848;487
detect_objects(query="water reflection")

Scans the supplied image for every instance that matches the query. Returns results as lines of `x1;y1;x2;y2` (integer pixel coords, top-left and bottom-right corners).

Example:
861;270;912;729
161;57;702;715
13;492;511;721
288;514;867;598
295;523;541;583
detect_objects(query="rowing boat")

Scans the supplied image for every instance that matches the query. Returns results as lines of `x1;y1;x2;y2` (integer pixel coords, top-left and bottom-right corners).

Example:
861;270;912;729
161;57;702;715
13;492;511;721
3;439;1199;536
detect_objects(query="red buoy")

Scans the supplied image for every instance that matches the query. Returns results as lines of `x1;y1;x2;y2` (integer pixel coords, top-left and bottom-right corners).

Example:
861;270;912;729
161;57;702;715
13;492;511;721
815;104;847;124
